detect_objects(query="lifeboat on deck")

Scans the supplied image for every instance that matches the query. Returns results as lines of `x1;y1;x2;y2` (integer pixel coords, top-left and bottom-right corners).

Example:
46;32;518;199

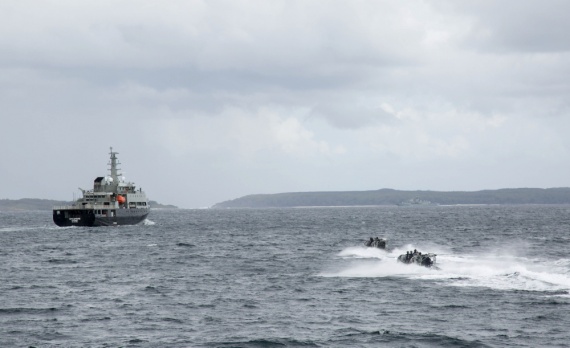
117;195;126;204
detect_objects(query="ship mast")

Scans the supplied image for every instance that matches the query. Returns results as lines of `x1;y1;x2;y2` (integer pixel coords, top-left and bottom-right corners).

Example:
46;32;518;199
109;147;122;183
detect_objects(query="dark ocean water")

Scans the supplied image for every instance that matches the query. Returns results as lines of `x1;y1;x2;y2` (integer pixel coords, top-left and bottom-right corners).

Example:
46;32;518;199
1;205;570;347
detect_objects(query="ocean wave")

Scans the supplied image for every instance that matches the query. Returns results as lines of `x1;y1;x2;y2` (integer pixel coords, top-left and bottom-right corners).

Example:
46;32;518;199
176;242;195;248
205;338;319;347
0;225;70;233
46;258;78;264
333;328;492;347
0;307;59;315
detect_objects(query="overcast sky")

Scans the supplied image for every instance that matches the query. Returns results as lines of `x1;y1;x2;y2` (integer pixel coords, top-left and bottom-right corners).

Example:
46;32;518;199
1;1;569;208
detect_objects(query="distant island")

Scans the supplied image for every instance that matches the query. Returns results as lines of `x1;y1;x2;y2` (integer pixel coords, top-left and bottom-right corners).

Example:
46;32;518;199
0;199;177;211
212;188;570;208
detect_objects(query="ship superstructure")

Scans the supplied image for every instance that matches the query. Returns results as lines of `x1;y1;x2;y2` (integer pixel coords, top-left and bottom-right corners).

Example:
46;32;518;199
53;148;150;227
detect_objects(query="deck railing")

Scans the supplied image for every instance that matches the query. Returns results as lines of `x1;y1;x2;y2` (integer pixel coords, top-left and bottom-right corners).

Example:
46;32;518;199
53;204;117;210
53;204;148;210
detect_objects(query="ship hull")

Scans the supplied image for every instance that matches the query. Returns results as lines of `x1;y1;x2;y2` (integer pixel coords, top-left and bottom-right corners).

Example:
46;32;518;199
53;208;150;227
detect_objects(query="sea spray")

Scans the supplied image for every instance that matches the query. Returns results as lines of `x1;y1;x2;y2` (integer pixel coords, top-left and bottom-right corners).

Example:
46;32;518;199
329;245;570;294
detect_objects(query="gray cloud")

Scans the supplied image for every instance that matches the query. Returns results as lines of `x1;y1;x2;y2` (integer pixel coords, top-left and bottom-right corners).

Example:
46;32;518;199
1;1;569;208
439;0;570;53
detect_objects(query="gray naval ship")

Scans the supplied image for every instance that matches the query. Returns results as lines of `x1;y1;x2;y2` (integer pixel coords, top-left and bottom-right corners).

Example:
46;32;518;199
53;148;150;227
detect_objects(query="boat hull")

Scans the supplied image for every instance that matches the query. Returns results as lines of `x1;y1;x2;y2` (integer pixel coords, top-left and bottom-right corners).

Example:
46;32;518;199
53;208;150;227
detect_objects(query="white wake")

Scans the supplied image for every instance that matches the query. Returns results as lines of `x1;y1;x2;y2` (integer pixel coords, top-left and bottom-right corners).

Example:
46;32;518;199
323;245;570;295
143;219;156;225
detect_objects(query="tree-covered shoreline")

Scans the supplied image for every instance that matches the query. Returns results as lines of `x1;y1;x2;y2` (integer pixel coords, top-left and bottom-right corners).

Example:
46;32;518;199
212;188;570;208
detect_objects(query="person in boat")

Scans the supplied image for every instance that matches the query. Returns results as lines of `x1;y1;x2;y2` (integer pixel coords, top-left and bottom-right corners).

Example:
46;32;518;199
365;238;373;247
379;238;387;248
